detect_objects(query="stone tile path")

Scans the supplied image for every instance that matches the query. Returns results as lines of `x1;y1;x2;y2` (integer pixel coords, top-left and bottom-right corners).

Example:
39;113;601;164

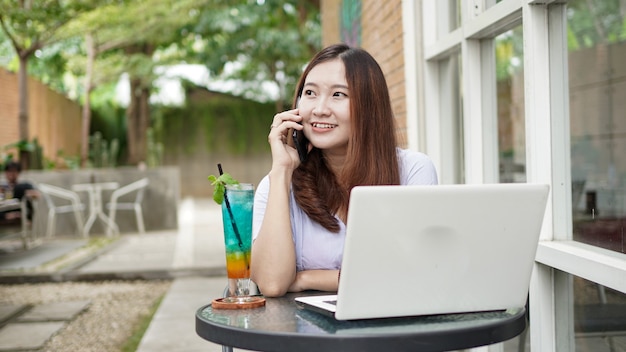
0;301;90;351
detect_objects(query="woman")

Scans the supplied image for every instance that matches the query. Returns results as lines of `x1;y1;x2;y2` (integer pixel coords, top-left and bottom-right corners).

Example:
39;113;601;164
251;44;438;297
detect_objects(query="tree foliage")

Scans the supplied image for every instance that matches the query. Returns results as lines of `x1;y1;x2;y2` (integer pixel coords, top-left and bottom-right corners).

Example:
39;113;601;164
187;0;321;109
0;0;98;168
0;0;321;167
58;0;216;165
494;0;626;82
0;0;95;55
566;0;626;49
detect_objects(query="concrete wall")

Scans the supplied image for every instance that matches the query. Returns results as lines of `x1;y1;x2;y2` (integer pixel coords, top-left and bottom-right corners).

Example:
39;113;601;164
162;121;272;198
164;151;271;199
13;167;180;237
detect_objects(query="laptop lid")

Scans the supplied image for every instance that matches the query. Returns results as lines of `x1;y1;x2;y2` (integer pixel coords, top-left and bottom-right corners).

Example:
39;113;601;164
296;183;549;320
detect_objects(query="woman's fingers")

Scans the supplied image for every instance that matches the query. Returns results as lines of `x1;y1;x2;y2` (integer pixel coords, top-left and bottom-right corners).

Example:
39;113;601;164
269;110;302;142
268;109;303;167
271;109;301;129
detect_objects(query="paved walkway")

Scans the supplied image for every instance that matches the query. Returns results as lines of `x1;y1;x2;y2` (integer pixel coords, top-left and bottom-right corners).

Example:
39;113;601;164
0;197;239;351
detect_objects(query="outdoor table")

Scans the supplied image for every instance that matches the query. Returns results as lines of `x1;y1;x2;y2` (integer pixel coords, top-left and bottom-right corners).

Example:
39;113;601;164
195;291;527;352
72;182;119;236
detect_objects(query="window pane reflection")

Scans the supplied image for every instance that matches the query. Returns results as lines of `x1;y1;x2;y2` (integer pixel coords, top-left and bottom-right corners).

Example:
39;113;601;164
454;0;461;29
455;53;464;183
437;52;464;184
568;0;626;254
487;0;504;10
573;275;626;351
439;0;461;34
495;26;525;183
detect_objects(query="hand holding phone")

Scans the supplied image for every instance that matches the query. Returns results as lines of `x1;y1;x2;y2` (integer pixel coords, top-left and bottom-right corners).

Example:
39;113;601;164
292;97;309;163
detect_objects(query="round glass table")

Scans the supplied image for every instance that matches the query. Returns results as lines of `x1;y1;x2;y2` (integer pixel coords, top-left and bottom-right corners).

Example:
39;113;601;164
196;292;527;352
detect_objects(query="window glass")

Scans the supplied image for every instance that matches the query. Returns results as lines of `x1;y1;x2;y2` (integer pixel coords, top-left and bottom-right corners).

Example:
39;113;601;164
500;275;626;352
442;53;464;184
568;0;626;254
439;0;461;35
495;26;525;183
454;0;462;30
455;53;465;184
430;51;464;184
486;0;504;10
572;275;626;351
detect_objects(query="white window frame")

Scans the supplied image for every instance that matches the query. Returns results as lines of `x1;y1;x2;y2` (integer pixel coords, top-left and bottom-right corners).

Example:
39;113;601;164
408;0;626;351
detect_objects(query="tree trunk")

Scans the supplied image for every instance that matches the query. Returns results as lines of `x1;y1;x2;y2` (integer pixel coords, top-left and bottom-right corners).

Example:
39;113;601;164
126;78;140;165
137;85;150;163
81;34;95;167
125;44;154;165
17;53;29;170
126;78;151;165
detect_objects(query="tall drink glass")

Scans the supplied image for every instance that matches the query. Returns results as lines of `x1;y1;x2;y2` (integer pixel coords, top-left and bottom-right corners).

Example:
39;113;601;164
221;183;254;300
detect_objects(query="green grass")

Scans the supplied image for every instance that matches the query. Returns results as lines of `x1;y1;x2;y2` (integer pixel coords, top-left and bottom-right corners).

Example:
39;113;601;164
40;236;119;271
121;293;166;352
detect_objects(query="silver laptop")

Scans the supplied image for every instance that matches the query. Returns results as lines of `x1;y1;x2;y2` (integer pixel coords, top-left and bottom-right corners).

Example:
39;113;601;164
295;183;550;320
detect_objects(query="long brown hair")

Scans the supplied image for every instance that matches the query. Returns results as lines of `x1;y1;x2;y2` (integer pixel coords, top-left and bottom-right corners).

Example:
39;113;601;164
292;44;400;232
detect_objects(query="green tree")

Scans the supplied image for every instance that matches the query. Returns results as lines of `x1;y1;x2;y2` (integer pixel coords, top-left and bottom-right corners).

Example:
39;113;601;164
1;0;321;167
188;0;321;111
62;0;212;165
0;0;97;168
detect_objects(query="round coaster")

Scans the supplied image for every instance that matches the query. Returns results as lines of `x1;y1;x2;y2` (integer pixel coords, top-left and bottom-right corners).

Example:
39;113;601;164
212;296;266;310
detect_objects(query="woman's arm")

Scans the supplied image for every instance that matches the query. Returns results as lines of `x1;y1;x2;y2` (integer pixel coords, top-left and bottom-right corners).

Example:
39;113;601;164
251;169;297;297
250;108;304;297
288;269;340;293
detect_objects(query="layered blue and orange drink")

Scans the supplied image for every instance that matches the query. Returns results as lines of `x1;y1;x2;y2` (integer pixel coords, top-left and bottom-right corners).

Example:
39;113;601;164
221;183;254;298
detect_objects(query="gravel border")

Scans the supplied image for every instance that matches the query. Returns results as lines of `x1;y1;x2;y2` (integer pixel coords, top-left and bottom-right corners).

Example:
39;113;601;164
0;280;172;351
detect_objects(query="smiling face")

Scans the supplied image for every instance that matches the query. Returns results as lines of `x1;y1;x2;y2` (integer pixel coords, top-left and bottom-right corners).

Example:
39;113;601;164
299;58;351;159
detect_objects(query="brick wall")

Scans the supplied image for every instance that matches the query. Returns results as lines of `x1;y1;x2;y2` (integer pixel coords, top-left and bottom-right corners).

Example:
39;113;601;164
321;0;342;46
320;0;408;147
0;68;82;166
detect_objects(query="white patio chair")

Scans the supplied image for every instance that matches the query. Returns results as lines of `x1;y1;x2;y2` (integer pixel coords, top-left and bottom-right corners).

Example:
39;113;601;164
106;177;149;235
18;193;39;248
0;196;33;249
38;183;86;238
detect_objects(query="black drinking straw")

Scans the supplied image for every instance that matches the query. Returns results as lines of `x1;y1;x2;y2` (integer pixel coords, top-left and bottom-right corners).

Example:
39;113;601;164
218;164;248;267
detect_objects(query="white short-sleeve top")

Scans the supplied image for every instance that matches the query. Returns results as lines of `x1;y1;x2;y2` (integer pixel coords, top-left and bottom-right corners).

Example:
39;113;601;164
252;148;438;271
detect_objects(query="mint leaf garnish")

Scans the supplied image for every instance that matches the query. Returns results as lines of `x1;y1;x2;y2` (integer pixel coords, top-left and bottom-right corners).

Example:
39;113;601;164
208;173;239;204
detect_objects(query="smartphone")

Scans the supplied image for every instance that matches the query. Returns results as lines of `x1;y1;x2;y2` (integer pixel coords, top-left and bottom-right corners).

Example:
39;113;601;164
292;97;309;163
